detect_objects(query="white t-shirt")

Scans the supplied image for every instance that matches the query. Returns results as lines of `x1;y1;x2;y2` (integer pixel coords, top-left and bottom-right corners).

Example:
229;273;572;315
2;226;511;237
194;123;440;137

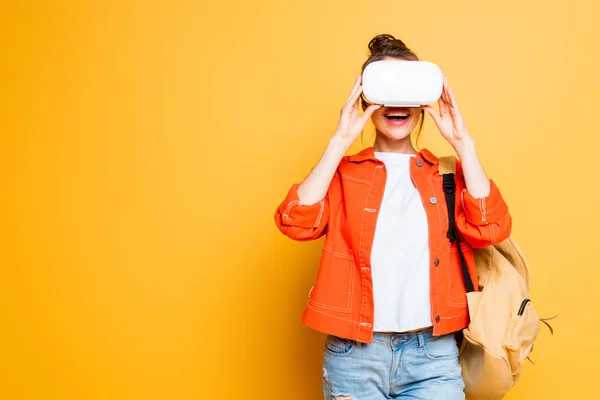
371;151;433;332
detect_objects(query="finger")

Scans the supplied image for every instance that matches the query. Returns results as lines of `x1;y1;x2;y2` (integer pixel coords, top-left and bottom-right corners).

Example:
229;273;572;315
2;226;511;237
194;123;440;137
438;75;449;104
343;75;363;109
437;93;449;116
441;75;459;109
444;78;460;111
346;83;365;111
422;105;441;125
342;86;363;114
350;102;359;119
360;104;381;123
350;95;360;114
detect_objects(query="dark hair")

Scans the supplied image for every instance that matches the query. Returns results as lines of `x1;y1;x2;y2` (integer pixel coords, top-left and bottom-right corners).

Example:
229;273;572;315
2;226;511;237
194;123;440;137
361;34;425;147
361;34;419;71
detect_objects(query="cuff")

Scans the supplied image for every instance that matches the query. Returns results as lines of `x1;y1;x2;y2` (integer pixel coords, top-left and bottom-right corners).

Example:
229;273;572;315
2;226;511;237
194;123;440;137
461;180;508;225
278;184;326;229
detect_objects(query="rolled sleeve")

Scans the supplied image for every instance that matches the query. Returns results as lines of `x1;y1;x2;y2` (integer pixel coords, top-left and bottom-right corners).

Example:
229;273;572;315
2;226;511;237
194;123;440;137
461;180;509;226
279;184;327;229
274;183;329;241
456;178;512;248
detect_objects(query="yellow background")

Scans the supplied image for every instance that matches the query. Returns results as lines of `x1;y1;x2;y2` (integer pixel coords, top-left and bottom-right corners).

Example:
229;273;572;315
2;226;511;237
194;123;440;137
1;0;597;398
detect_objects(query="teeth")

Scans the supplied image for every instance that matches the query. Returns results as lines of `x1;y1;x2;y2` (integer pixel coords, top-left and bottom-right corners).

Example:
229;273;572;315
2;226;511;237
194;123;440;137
386;114;408;117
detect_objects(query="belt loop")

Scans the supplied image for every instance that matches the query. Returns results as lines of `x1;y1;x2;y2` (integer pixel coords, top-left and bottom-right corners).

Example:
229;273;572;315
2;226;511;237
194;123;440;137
417;332;425;348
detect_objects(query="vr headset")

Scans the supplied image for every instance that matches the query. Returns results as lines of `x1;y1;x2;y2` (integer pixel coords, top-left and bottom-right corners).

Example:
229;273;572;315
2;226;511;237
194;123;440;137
361;60;443;107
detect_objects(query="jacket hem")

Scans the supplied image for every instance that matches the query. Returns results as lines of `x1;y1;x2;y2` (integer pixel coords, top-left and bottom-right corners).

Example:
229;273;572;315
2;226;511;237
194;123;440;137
302;305;470;344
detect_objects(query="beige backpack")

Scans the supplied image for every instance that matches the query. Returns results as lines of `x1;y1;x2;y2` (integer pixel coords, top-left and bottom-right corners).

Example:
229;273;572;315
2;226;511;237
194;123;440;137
439;157;556;400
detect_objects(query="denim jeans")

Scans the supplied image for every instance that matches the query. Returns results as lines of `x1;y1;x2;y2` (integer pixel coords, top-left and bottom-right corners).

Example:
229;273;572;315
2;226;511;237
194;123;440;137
322;329;465;400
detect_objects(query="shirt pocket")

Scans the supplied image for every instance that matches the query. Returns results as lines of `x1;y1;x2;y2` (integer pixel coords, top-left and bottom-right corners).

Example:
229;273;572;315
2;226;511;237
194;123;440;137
308;247;355;313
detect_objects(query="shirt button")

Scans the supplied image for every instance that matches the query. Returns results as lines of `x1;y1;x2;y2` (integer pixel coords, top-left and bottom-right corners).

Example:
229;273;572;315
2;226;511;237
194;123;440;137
430;197;437;204
435;315;440;323
434;258;440;266
416;160;423;167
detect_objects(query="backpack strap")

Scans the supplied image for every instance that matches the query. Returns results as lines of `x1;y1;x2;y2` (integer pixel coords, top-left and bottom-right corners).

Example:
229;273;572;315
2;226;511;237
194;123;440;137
439;156;476;293
439;156;456;175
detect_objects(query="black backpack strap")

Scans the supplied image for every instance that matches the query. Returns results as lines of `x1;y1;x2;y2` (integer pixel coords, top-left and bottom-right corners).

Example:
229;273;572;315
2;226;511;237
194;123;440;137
440;157;476;293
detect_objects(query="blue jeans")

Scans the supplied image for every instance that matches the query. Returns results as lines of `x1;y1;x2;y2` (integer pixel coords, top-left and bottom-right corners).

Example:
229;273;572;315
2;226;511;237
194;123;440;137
322;329;465;399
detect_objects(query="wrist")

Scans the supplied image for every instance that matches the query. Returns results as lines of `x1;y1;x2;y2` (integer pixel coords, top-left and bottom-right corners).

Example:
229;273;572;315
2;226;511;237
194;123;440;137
329;133;354;153
453;137;476;159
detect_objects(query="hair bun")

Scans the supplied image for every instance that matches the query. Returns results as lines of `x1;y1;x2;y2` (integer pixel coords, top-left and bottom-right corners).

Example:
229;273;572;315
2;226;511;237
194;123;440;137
368;34;408;55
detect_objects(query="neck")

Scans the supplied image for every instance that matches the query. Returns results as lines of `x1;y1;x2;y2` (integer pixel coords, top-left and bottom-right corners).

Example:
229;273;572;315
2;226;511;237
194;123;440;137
373;132;417;154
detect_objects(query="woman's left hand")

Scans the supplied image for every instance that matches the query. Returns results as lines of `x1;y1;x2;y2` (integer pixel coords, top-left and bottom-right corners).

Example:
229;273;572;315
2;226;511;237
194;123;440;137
424;74;491;198
423;75;473;152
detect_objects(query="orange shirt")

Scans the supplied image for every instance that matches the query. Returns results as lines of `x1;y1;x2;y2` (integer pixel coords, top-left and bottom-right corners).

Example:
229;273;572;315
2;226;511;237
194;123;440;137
274;147;511;343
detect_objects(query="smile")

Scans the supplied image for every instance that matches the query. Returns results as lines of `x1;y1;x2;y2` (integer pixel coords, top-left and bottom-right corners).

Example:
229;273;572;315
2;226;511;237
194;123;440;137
384;113;409;121
383;110;411;126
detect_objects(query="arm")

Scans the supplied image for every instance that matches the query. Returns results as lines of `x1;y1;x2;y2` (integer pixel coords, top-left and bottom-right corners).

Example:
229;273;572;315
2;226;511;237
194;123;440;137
454;154;512;248
424;75;511;247
296;136;351;206
274;75;381;241
274;138;346;241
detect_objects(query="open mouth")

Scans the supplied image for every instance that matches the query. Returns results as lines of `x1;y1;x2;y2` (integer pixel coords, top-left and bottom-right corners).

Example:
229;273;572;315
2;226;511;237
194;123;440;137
383;109;411;126
384;112;410;121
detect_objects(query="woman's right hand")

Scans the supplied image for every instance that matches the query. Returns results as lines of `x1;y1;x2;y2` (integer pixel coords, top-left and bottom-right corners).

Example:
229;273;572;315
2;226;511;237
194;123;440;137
294;75;380;207
334;75;381;143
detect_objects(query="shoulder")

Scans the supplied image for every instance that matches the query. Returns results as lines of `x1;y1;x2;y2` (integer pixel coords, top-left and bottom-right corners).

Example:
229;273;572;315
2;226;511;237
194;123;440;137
333;148;377;182
338;147;375;170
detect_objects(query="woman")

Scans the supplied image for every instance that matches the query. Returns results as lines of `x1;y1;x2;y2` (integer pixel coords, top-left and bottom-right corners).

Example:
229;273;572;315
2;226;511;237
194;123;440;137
274;34;511;400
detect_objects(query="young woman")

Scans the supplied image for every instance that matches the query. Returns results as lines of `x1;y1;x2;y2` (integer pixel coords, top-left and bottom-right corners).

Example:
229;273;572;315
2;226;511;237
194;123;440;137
274;34;511;400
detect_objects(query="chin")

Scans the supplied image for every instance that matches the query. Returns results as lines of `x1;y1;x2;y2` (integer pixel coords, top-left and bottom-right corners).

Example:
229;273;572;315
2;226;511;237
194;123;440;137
376;127;413;140
373;118;419;141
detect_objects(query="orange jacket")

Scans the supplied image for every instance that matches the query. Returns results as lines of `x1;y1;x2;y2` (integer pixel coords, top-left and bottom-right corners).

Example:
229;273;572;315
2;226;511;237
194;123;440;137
274;147;511;343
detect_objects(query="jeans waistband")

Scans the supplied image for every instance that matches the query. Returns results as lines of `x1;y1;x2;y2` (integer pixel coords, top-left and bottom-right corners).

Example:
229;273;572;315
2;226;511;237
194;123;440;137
371;327;436;345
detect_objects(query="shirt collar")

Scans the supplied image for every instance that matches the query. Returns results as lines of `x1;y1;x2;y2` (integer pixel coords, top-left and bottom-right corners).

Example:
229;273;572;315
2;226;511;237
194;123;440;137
348;147;439;165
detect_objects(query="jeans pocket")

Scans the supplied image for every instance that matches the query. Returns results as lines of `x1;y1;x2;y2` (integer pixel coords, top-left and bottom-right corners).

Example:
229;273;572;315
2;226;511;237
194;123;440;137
424;334;459;360
325;335;356;356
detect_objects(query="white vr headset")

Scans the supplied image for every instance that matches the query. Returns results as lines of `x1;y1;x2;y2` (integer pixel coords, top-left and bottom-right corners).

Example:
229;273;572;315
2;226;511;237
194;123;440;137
361;60;443;107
